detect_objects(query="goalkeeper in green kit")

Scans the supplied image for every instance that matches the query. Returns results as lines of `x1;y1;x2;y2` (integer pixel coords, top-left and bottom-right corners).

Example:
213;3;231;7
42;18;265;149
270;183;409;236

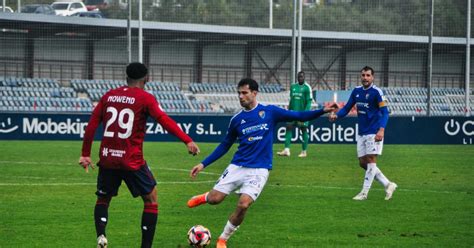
277;71;313;158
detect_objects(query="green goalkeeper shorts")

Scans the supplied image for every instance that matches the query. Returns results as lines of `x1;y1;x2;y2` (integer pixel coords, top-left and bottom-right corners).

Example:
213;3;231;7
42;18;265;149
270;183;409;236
286;121;309;128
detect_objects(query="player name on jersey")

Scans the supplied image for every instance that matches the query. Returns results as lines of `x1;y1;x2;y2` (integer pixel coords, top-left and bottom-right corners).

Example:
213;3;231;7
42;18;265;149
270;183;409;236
107;95;136;104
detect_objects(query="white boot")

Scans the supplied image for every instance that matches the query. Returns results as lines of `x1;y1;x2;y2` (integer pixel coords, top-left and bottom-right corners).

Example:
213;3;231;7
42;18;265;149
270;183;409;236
277;148;290;157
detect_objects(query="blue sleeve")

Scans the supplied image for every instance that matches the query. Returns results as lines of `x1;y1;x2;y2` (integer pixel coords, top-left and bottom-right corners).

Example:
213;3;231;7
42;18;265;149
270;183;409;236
376;90;389;128
336;90;356;118
271;105;325;123
380;106;389;128
201;122;237;167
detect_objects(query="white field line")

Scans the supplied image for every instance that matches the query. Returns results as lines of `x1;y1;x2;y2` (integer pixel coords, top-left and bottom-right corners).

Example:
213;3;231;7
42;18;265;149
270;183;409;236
0;181;216;186
0;160;219;175
0;161;468;195
0;180;466;195
266;184;466;195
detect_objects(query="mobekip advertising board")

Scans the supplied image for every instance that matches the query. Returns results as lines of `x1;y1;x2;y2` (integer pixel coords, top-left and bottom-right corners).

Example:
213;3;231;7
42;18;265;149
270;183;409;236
0;113;472;144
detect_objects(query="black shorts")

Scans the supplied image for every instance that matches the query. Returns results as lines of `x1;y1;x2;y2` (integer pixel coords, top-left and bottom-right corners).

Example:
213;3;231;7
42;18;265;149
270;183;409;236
96;164;157;198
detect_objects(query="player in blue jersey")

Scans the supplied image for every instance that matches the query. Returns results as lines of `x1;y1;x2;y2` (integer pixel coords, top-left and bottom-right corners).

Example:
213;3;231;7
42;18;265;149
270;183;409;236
329;66;397;201
186;78;338;248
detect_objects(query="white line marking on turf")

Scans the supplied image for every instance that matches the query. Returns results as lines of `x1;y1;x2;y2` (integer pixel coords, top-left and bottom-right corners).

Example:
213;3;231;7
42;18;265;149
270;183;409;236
0;161;467;194
0;180;216;186
267;184;467;195
0;160;219;175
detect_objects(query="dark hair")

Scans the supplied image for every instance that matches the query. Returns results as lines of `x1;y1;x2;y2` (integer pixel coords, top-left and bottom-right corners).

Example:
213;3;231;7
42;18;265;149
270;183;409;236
238;78;259;91
126;62;148;80
361;66;374;75
298;71;305;76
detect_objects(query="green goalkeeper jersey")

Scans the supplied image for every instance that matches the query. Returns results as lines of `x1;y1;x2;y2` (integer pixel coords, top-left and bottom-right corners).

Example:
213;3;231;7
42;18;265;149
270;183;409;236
288;82;313;111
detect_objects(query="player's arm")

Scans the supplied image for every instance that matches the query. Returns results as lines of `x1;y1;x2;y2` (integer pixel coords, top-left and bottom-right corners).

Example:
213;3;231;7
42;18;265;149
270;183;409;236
149;98;200;155
79;99;104;172
287;89;293;110
304;84;313;111
330;90;356;121
376;94;389;142
272;104;337;123
190;123;238;178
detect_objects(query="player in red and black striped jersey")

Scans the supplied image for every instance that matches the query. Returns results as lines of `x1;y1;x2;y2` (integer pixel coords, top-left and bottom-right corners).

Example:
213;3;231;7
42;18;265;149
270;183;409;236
79;62;200;248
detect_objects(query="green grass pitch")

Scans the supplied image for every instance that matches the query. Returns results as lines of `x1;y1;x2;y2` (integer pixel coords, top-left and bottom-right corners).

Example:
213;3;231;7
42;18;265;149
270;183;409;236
0;141;473;247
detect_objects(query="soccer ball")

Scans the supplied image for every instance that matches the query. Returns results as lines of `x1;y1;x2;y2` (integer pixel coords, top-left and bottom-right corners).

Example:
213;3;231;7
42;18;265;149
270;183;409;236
187;225;211;247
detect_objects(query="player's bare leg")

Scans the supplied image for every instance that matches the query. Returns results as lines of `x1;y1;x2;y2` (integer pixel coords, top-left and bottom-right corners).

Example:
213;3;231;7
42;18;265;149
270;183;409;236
217;194;254;248
187;190;226;208
141;187;158;248
358;157;368;170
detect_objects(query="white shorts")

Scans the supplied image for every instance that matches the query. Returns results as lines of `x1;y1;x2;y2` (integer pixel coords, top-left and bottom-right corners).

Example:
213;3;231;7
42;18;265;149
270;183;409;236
213;164;269;201
357;134;383;157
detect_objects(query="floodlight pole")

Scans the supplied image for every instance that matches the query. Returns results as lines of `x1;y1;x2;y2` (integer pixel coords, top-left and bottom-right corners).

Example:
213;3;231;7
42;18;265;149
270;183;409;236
296;0;302;73
426;0;434;116
138;0;143;63
465;0;471;117
127;0;132;63
291;0;297;87
269;0;273;29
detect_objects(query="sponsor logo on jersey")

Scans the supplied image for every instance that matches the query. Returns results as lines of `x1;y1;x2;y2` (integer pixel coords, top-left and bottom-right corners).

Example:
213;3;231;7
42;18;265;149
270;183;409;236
110;149;125;157
102;147;126;157
242;123;268;134
248;136;263;141
356;102;369;109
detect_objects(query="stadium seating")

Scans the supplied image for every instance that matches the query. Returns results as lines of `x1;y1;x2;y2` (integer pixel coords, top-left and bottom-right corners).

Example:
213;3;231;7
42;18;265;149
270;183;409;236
189;82;284;94
315;87;473;116
71;79;124;93
0;77;93;112
147;81;221;113
1;76;471;115
382;87;472;116
189;82;286;113
1;77;60;88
